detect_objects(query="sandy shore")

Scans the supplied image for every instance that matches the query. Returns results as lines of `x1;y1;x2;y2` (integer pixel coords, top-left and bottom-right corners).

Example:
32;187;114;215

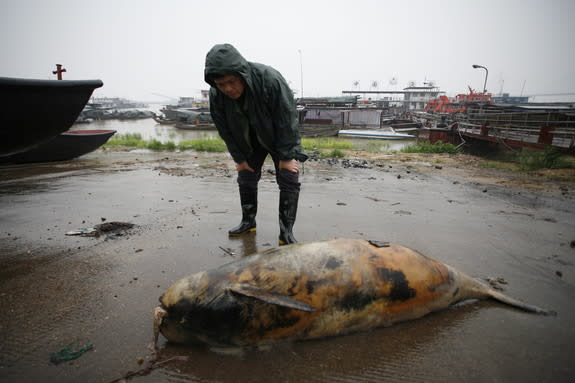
0;149;574;383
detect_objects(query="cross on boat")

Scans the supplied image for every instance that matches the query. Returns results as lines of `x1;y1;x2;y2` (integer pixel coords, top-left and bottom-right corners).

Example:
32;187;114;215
52;64;67;80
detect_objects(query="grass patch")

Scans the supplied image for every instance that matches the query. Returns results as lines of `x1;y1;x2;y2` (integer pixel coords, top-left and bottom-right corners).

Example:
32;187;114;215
104;134;226;152
318;149;346;158
475;147;574;172
146;139;176;151
302;137;353;151
178;138;227;152
363;141;390;152
478;161;514;171
105;133;146;148
400;141;462;154
516;147;574;170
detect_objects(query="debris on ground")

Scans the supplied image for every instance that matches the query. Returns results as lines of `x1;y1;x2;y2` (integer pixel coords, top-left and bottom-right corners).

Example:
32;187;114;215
109;355;189;383
49;342;94;364
65;222;136;238
65;228;97;236
219;246;235;256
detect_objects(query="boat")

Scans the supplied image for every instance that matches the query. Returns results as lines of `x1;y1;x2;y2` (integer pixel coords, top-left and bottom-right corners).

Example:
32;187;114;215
300;124;340;137
172;109;215;130
152;113;176;124
0;129;116;164
381;118;422;133
338;127;415;140
160;106;211;121
78;104;153;121
155;107;214;129
416;101;575;153
174;122;216;130
424;87;493;114
0;77;103;157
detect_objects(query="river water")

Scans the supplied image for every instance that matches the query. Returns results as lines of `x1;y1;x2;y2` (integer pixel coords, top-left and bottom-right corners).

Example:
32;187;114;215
73;106;220;143
71;106;416;152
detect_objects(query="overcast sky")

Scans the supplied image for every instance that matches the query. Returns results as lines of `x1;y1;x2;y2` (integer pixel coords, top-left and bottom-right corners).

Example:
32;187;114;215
1;0;573;102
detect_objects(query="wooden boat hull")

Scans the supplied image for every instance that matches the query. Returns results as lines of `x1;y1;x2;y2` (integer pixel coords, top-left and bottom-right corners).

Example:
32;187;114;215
0;129;116;164
0;77;103;157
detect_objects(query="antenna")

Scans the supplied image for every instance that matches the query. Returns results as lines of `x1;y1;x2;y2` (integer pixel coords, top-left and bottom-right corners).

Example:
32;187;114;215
520;80;526;97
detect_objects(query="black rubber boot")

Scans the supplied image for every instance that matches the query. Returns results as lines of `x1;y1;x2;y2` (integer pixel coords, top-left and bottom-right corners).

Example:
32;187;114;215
228;191;257;236
278;191;299;245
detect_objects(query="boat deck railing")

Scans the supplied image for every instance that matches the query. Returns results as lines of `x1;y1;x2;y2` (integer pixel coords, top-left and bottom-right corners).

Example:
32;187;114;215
456;120;575;150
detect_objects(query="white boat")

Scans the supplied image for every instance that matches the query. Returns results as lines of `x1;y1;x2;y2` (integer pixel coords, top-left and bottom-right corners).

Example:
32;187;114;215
338;127;415;140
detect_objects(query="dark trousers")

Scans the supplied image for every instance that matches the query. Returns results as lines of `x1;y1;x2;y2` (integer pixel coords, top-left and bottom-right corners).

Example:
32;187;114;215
237;144;301;194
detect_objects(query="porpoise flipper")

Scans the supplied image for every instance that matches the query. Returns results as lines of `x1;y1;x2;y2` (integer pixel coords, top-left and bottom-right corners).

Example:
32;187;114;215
229;283;316;312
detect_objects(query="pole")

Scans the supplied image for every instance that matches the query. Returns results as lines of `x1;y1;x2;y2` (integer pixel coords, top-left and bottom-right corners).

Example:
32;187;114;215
520;79;526;97
298;50;303;98
472;64;488;93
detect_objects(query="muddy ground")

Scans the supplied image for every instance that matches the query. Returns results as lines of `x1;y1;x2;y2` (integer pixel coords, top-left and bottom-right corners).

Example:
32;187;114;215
0;150;574;383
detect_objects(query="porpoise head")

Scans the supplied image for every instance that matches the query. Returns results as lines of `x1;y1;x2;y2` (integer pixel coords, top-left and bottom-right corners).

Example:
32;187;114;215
154;275;246;347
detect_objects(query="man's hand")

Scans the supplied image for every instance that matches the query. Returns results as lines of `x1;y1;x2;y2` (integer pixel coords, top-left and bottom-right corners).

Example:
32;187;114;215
236;161;255;172
279;159;299;173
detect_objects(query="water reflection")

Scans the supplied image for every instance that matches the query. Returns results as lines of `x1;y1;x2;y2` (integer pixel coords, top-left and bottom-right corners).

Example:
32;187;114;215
75;117;220;143
228;232;258;256
347;137;416;152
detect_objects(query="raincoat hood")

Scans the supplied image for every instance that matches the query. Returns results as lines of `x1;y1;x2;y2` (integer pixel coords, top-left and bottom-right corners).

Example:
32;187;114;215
204;44;251;88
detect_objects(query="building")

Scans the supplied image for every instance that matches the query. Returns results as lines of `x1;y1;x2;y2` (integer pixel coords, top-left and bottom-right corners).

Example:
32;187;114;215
341;82;445;111
402;84;444;110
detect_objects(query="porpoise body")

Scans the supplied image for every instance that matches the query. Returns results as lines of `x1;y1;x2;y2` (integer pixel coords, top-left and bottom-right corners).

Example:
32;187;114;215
154;238;553;347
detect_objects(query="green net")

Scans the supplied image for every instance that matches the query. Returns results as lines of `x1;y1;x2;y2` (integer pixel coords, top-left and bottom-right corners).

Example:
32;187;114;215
49;342;94;364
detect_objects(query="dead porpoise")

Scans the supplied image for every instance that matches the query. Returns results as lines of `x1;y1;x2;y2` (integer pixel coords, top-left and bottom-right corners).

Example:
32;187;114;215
153;238;554;348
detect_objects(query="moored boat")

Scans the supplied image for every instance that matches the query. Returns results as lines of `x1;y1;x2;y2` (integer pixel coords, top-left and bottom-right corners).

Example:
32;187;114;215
174;122;216;130
0;129;116;164
381;118;422;133
152;113;176;124
338;127;415;140
300;124;340;137
0;77;103;157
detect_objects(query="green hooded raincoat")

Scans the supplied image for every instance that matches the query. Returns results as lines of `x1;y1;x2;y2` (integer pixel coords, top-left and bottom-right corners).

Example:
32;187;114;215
204;44;308;164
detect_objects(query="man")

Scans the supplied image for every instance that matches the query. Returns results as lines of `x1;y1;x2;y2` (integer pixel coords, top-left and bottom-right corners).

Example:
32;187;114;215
204;43;308;245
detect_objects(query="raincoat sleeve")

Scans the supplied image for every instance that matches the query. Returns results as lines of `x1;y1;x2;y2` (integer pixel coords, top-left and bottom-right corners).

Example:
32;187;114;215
268;76;307;162
209;89;246;164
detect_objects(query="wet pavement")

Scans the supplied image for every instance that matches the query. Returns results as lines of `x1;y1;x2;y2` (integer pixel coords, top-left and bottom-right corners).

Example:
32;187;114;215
0;150;574;383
